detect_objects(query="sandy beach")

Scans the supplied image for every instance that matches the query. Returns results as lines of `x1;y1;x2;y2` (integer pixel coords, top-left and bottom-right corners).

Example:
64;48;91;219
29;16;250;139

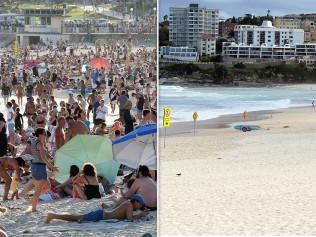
0;88;157;236
159;101;316;235
0;194;156;236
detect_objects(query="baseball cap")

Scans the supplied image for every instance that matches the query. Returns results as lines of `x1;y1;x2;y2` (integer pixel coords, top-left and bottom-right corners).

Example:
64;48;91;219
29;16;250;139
131;194;145;206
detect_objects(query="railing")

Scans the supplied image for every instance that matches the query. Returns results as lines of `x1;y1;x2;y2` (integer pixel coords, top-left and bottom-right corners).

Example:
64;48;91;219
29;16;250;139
63;24;156;34
23;25;61;33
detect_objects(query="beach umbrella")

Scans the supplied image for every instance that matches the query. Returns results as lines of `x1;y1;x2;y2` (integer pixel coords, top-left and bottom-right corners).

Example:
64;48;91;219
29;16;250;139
90;57;111;70
112;124;157;170
55;135;119;184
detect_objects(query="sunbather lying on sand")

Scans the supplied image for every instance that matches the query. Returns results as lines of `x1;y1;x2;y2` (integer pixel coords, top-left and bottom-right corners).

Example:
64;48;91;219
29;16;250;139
46;194;149;223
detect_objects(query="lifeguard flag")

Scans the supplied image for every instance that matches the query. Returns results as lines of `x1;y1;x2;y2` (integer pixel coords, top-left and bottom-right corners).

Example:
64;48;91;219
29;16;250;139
14;40;19;56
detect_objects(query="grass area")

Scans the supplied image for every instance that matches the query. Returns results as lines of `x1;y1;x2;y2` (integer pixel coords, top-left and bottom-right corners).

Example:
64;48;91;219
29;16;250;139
19;3;65;9
64;7;85;19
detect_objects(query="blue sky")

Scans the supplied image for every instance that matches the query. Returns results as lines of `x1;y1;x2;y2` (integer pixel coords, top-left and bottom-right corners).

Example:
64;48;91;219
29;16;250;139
159;0;316;20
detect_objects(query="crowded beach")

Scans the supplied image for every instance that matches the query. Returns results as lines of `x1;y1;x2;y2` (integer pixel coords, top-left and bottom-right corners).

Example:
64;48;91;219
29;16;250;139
0;37;157;236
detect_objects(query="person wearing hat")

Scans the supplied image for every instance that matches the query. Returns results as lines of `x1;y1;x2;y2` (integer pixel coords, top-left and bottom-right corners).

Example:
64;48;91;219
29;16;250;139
46;194;149;223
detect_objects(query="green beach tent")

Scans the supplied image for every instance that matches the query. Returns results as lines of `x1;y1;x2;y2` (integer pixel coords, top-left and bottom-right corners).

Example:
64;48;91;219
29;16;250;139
55;135;119;184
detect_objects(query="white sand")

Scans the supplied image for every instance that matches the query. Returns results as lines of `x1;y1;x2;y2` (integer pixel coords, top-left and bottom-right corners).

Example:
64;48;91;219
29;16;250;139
0;196;156;236
160;105;316;235
0;81;157;237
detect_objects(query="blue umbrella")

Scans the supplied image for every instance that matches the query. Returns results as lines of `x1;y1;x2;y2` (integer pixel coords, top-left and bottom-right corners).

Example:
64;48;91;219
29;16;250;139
113;124;157;170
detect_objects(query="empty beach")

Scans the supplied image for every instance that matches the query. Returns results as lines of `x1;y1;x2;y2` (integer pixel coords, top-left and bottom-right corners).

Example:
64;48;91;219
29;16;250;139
160;105;316;235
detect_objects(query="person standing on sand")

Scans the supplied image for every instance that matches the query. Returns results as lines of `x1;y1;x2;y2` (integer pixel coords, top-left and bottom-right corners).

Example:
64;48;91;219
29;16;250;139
46;194;149;223
123;101;135;135
312;100;315;110
16;83;24;106
29;128;59;212
55;116;66;150
0;113;8;158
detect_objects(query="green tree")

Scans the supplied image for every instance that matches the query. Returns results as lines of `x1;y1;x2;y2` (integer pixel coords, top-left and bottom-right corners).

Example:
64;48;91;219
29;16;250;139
213;64;228;84
216;38;228;54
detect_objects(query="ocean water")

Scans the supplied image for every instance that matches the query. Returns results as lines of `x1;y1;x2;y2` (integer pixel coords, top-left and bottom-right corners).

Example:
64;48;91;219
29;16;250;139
160;85;316;122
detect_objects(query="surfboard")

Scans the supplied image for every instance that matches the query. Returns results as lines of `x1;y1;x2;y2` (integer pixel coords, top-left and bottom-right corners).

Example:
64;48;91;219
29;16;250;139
234;125;261;132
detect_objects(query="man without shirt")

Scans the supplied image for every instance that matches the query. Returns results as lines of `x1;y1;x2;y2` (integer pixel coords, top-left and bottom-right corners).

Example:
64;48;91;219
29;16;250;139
46;194;149;223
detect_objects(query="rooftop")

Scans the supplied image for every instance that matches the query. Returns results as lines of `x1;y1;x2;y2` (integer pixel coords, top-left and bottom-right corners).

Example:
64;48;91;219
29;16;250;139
201;34;215;41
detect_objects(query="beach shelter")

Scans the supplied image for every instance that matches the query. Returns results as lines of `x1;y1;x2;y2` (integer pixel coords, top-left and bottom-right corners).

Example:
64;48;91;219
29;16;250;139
112;124;157;170
55;135;119;184
90;57;111;70
14;39;19;56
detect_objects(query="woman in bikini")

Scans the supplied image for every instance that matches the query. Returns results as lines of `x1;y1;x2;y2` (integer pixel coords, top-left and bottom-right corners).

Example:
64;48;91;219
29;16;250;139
72;163;101;200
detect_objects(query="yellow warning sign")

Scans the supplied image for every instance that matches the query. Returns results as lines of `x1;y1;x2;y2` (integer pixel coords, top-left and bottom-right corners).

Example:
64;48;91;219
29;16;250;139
193;112;198;121
163;107;172;127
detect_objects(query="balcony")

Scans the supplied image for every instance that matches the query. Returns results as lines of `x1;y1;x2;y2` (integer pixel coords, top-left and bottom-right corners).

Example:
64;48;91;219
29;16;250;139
17;25;61;34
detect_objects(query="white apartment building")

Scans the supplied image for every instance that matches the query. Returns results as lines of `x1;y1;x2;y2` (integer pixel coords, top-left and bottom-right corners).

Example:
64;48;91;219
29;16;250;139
234;20;304;47
197;33;216;56
169;4;219;48
159;46;199;61
222;42;316;59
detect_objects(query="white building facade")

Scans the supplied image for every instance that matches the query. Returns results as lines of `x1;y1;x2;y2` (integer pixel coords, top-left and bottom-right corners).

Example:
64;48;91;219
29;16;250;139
17;9;69;46
234;21;304;47
169;4;219;48
159;46;199;61
197;33;216;56
222;42;316;59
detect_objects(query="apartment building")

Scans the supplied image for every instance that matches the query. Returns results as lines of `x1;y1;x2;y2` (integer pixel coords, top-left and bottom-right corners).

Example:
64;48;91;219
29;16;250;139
274;14;316;43
222;42;316;59
197;33;216;56
234;20;304;47
169;4;219;48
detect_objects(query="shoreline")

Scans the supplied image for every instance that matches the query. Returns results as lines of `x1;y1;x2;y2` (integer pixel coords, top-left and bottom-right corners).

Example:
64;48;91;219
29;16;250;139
160;81;316;88
160;101;316;235
160;106;310;136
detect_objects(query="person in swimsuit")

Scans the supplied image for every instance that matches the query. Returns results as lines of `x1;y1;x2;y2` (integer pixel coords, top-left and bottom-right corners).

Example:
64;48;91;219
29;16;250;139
16;83;24;106
0;157;25;201
55;165;79;197
87;90;97;120
46;194;149;223
0;113;7;158
29;128;59;212
72;163;101;200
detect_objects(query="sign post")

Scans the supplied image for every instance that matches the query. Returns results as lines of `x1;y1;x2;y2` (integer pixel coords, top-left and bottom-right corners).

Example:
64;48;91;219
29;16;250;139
163;107;172;148
193;112;198;136
243;110;248;122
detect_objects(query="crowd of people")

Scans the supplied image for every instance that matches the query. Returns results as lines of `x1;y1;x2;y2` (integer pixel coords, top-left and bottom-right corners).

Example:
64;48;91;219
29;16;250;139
64;17;156;34
0;37;157;236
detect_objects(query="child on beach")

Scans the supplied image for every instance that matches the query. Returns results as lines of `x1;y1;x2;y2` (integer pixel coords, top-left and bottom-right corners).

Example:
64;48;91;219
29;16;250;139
0;157;25;201
10;174;19;200
46;194;149;223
